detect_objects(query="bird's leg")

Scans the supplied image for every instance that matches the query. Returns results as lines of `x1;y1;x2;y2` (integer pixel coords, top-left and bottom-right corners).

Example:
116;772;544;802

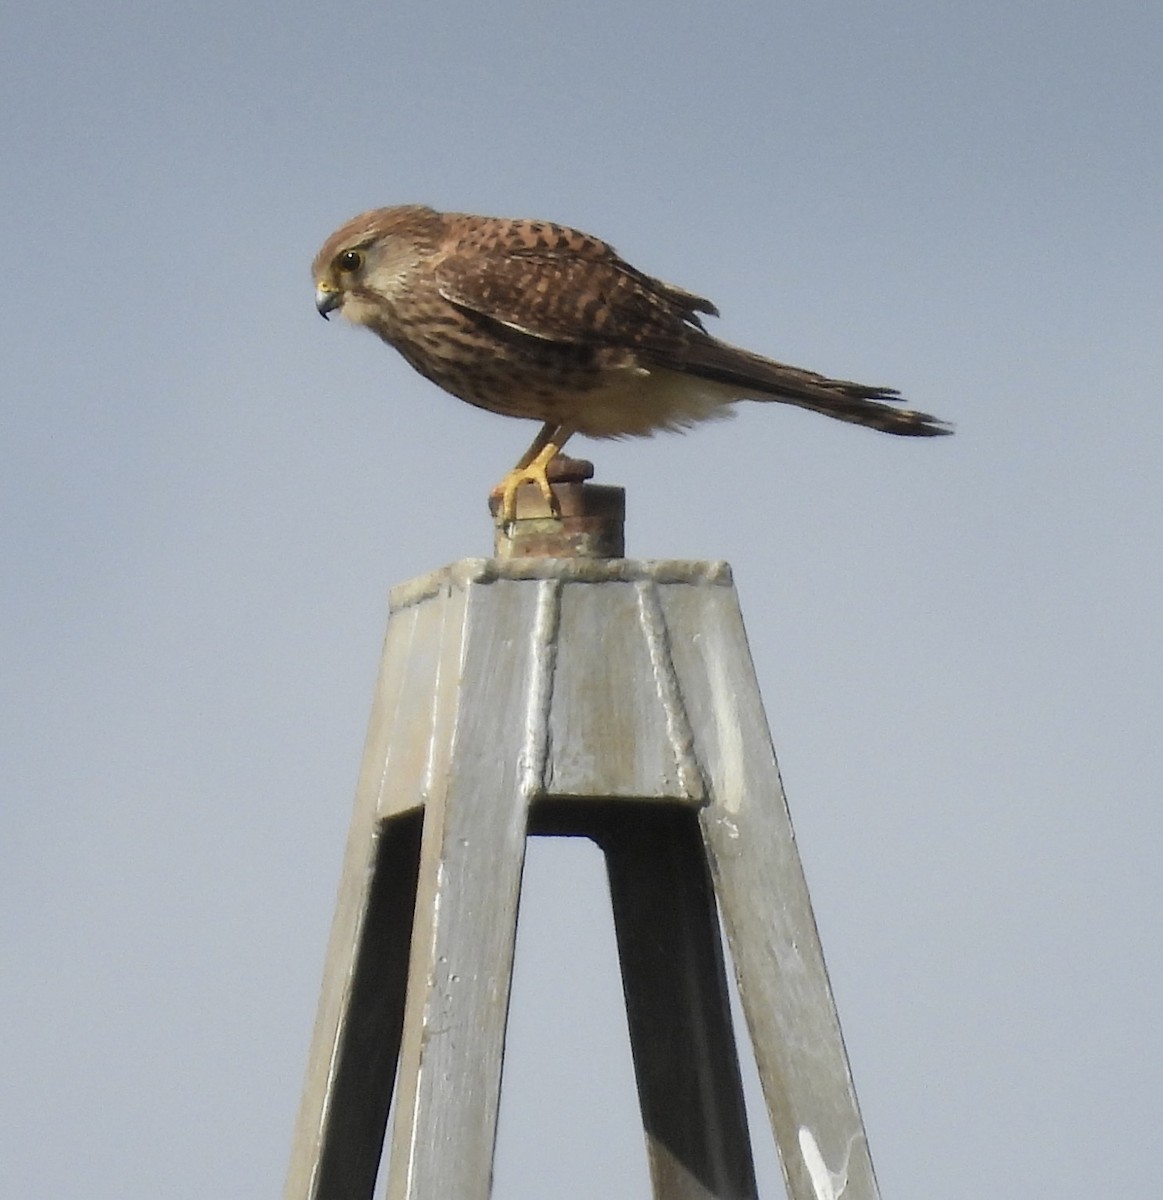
494;421;578;522
512;421;559;471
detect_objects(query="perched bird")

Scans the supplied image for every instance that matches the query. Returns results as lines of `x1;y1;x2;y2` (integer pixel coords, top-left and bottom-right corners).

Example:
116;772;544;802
313;206;950;519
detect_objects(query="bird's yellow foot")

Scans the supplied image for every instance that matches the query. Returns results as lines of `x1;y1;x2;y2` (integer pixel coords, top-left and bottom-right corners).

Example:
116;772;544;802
493;459;559;523
492;424;577;523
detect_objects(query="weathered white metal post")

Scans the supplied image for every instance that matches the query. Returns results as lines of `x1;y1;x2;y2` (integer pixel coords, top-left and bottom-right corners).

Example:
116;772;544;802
285;463;879;1200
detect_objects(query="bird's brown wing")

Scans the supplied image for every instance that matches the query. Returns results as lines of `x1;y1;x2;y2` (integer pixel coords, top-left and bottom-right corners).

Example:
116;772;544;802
434;241;716;360
434;225;951;437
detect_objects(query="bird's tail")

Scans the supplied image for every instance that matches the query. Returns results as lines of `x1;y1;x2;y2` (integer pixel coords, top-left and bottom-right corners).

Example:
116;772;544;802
680;336;952;437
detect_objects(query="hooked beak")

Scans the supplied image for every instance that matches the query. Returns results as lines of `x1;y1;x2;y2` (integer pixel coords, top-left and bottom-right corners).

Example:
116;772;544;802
315;283;342;319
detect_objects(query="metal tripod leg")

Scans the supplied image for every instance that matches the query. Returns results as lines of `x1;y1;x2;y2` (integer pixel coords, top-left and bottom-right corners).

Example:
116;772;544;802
602;805;760;1200
530;800;759;1200
284;812;420;1199
382;599;535;1200
659;577;880;1200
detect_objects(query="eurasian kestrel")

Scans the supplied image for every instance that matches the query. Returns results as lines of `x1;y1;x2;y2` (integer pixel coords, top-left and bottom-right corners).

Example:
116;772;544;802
313;206;950;518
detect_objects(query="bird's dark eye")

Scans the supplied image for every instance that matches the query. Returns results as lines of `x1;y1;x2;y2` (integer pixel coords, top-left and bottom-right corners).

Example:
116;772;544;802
337;249;364;272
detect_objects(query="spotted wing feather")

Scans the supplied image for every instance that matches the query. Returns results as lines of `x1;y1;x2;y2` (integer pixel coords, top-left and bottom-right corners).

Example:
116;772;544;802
434;235;716;362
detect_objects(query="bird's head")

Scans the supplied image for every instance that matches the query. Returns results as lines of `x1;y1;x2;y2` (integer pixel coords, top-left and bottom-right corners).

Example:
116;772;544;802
312;205;443;328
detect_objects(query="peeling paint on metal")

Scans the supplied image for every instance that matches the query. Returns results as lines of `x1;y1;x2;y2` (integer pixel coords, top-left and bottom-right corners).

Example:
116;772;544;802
799;1126;861;1200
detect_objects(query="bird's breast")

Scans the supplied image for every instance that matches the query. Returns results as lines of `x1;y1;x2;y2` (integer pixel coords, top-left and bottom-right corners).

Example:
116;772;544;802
348;284;739;437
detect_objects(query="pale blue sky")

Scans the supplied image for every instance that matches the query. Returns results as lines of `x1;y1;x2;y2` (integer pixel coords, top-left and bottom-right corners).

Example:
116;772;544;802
2;3;1161;1197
